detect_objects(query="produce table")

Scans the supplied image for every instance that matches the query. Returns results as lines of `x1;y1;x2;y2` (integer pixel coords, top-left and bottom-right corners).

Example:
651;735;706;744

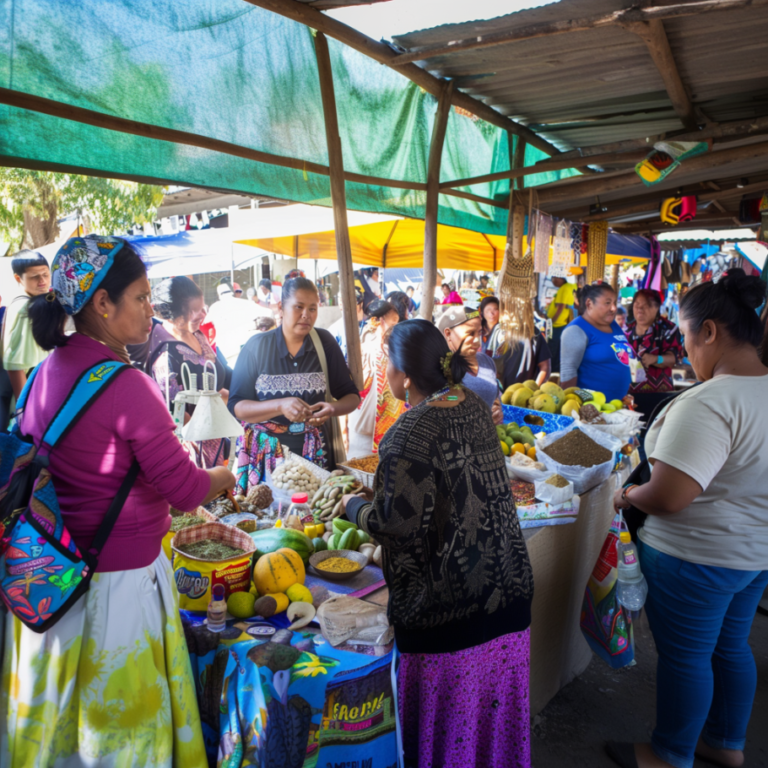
182;465;632;766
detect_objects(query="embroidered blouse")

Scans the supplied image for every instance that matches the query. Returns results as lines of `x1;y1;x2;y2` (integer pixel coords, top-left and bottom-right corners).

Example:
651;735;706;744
625;316;684;393
227;327;358;457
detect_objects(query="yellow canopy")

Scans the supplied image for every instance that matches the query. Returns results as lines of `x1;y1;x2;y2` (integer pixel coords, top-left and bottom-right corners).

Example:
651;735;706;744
236;217;646;270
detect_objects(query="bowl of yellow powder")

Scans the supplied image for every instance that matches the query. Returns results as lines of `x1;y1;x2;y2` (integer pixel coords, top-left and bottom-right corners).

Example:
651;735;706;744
309;550;368;581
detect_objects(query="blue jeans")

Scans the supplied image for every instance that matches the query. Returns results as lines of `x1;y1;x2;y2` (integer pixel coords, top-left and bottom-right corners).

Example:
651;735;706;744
638;540;768;768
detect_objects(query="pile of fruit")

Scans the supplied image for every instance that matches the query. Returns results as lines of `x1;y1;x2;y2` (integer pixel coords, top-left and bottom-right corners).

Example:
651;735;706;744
501;380;626;416
496;422;538;459
224;545;317;630
323;518;381;567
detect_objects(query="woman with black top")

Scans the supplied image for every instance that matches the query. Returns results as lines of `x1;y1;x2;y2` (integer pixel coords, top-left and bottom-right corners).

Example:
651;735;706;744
342;320;533;768
228;277;359;495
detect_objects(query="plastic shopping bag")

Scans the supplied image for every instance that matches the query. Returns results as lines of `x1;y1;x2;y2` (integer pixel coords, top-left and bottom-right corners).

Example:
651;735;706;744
580;512;635;669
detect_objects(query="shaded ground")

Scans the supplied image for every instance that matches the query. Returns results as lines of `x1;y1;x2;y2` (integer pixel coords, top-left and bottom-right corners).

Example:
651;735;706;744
532;610;768;767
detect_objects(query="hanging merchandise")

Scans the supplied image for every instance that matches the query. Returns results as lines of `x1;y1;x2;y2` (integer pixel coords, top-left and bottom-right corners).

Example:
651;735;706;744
739;195;763;224
586;222;608;284
497;202;537;345
569;223;583;267
533;211;553;274
549;220;574;278
635;141;709;186
659;196;697;225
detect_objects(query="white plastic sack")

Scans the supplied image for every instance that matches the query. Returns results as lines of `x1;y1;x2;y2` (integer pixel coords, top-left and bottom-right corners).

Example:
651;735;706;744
536;425;621;494
317;596;391;647
534;474;575;505
573;409;645;443
265;449;331;506
506;458;552;484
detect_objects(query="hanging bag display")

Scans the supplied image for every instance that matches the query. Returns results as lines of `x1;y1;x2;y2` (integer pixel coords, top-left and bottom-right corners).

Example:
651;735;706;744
0;359;139;632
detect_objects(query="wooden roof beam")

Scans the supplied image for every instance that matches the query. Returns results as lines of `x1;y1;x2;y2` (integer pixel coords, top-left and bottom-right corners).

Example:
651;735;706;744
389;0;768;66
242;0;559;156
534;140;768;204
439;149;647;190
558;115;768;160
622;19;698;131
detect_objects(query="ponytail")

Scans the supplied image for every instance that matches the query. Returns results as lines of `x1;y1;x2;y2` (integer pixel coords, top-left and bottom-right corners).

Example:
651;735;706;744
29;293;68;350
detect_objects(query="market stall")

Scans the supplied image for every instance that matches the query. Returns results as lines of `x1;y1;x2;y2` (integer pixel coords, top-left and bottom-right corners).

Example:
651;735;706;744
163;378;643;766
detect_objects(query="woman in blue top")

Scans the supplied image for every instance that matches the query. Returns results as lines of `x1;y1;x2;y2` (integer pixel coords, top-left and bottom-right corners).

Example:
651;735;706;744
560;283;634;402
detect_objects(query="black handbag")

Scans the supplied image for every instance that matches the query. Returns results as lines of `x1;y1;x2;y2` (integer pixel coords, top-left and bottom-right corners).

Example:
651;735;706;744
622;390;690;540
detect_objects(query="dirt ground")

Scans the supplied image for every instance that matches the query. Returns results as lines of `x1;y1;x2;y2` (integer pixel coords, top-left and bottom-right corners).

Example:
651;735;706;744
532;610;768;767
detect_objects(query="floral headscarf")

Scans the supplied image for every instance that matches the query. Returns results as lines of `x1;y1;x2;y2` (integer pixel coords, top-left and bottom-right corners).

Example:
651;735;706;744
51;235;125;315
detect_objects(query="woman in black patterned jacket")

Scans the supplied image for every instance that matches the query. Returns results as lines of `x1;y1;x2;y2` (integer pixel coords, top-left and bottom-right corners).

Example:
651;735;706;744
343;319;534;768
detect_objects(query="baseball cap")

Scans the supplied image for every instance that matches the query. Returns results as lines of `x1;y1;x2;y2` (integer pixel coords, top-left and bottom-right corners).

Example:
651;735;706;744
232;282;242;293
217;284;233;298
436;306;481;333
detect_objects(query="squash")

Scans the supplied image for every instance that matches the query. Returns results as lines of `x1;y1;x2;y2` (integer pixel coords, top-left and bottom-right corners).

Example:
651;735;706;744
249;528;315;563
253;550;304;595
276;548;306;585
312;537;327;552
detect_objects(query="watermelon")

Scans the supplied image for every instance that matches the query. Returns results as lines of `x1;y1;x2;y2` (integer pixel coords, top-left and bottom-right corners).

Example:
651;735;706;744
249;528;315;564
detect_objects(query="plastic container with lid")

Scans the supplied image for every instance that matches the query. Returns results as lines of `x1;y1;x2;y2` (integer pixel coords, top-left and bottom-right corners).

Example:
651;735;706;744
207;584;227;632
288;492;312;523
616;531;648;611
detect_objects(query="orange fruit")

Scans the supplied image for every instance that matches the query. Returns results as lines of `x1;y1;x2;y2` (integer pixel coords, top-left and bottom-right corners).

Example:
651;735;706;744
512;443;526;455
526;446;537;460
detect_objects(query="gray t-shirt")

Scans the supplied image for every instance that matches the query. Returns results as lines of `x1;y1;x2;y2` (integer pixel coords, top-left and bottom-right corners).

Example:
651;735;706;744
639;372;768;570
462;353;499;410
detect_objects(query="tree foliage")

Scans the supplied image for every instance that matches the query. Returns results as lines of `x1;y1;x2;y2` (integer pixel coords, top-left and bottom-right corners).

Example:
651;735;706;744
0;169;164;252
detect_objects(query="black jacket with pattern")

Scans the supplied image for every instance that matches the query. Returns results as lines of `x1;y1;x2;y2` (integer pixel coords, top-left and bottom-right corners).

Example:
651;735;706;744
347;389;533;654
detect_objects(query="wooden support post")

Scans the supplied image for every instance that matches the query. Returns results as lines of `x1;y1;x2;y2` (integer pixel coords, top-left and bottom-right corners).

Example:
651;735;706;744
313;31;363;390
610;264;619;292
421;79;454;320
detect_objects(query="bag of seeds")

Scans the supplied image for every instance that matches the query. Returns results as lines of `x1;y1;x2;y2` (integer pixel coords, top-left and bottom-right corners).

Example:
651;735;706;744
172;522;256;611
537;425;620;494
534;473;575;505
162;508;217;561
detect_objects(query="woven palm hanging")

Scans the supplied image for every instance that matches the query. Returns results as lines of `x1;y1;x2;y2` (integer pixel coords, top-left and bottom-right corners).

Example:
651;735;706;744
497;199;536;345
586;221;609;284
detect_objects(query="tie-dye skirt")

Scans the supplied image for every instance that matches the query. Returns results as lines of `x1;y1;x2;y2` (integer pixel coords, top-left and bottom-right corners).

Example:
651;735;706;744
0;553;207;768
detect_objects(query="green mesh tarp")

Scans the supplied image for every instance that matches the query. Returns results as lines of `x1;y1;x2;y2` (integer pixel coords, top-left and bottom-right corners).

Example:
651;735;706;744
0;0;577;237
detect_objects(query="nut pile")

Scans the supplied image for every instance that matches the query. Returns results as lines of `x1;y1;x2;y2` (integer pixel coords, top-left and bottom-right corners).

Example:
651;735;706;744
545;474;570;488
342;456;379;475
271;458;322;495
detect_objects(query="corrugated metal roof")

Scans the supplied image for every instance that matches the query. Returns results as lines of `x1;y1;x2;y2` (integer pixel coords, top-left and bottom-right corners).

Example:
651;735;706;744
391;0;768;152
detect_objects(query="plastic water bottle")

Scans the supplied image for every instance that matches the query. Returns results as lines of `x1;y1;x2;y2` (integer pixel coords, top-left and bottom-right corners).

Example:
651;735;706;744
616;532;648;611
207;584;227;633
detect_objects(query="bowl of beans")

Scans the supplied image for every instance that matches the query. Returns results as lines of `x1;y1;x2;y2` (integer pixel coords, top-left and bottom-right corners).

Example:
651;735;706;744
309;549;369;581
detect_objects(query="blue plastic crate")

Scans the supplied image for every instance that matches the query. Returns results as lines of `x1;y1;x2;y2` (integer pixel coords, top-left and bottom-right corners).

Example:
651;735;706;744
502;404;574;436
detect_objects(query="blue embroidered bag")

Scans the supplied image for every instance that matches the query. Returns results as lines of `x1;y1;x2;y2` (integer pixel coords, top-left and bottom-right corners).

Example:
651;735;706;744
0;359;139;633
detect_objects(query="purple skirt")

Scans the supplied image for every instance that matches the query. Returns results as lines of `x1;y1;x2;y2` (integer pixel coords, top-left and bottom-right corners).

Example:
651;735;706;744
398;629;531;768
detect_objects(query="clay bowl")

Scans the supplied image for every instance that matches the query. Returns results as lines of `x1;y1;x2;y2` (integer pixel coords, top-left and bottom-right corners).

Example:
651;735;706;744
309;549;368;582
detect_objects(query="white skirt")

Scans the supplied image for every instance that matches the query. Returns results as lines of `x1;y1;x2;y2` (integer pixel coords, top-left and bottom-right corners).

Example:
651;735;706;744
0;553;207;768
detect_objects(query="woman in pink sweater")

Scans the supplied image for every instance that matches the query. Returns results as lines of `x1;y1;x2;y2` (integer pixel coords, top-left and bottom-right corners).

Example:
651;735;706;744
0;235;234;768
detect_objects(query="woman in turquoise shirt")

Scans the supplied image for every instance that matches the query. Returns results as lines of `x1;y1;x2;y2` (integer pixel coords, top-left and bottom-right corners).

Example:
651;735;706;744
560;283;634;402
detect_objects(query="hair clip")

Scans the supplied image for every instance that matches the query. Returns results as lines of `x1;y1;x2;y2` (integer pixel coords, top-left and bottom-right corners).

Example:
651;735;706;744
45;291;56;303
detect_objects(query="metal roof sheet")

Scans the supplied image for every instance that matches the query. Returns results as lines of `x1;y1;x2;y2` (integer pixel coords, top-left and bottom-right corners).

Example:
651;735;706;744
391;0;768;152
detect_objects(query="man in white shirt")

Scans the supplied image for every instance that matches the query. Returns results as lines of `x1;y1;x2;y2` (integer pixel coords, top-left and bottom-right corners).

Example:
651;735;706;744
254;279;280;312
204;282;271;365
